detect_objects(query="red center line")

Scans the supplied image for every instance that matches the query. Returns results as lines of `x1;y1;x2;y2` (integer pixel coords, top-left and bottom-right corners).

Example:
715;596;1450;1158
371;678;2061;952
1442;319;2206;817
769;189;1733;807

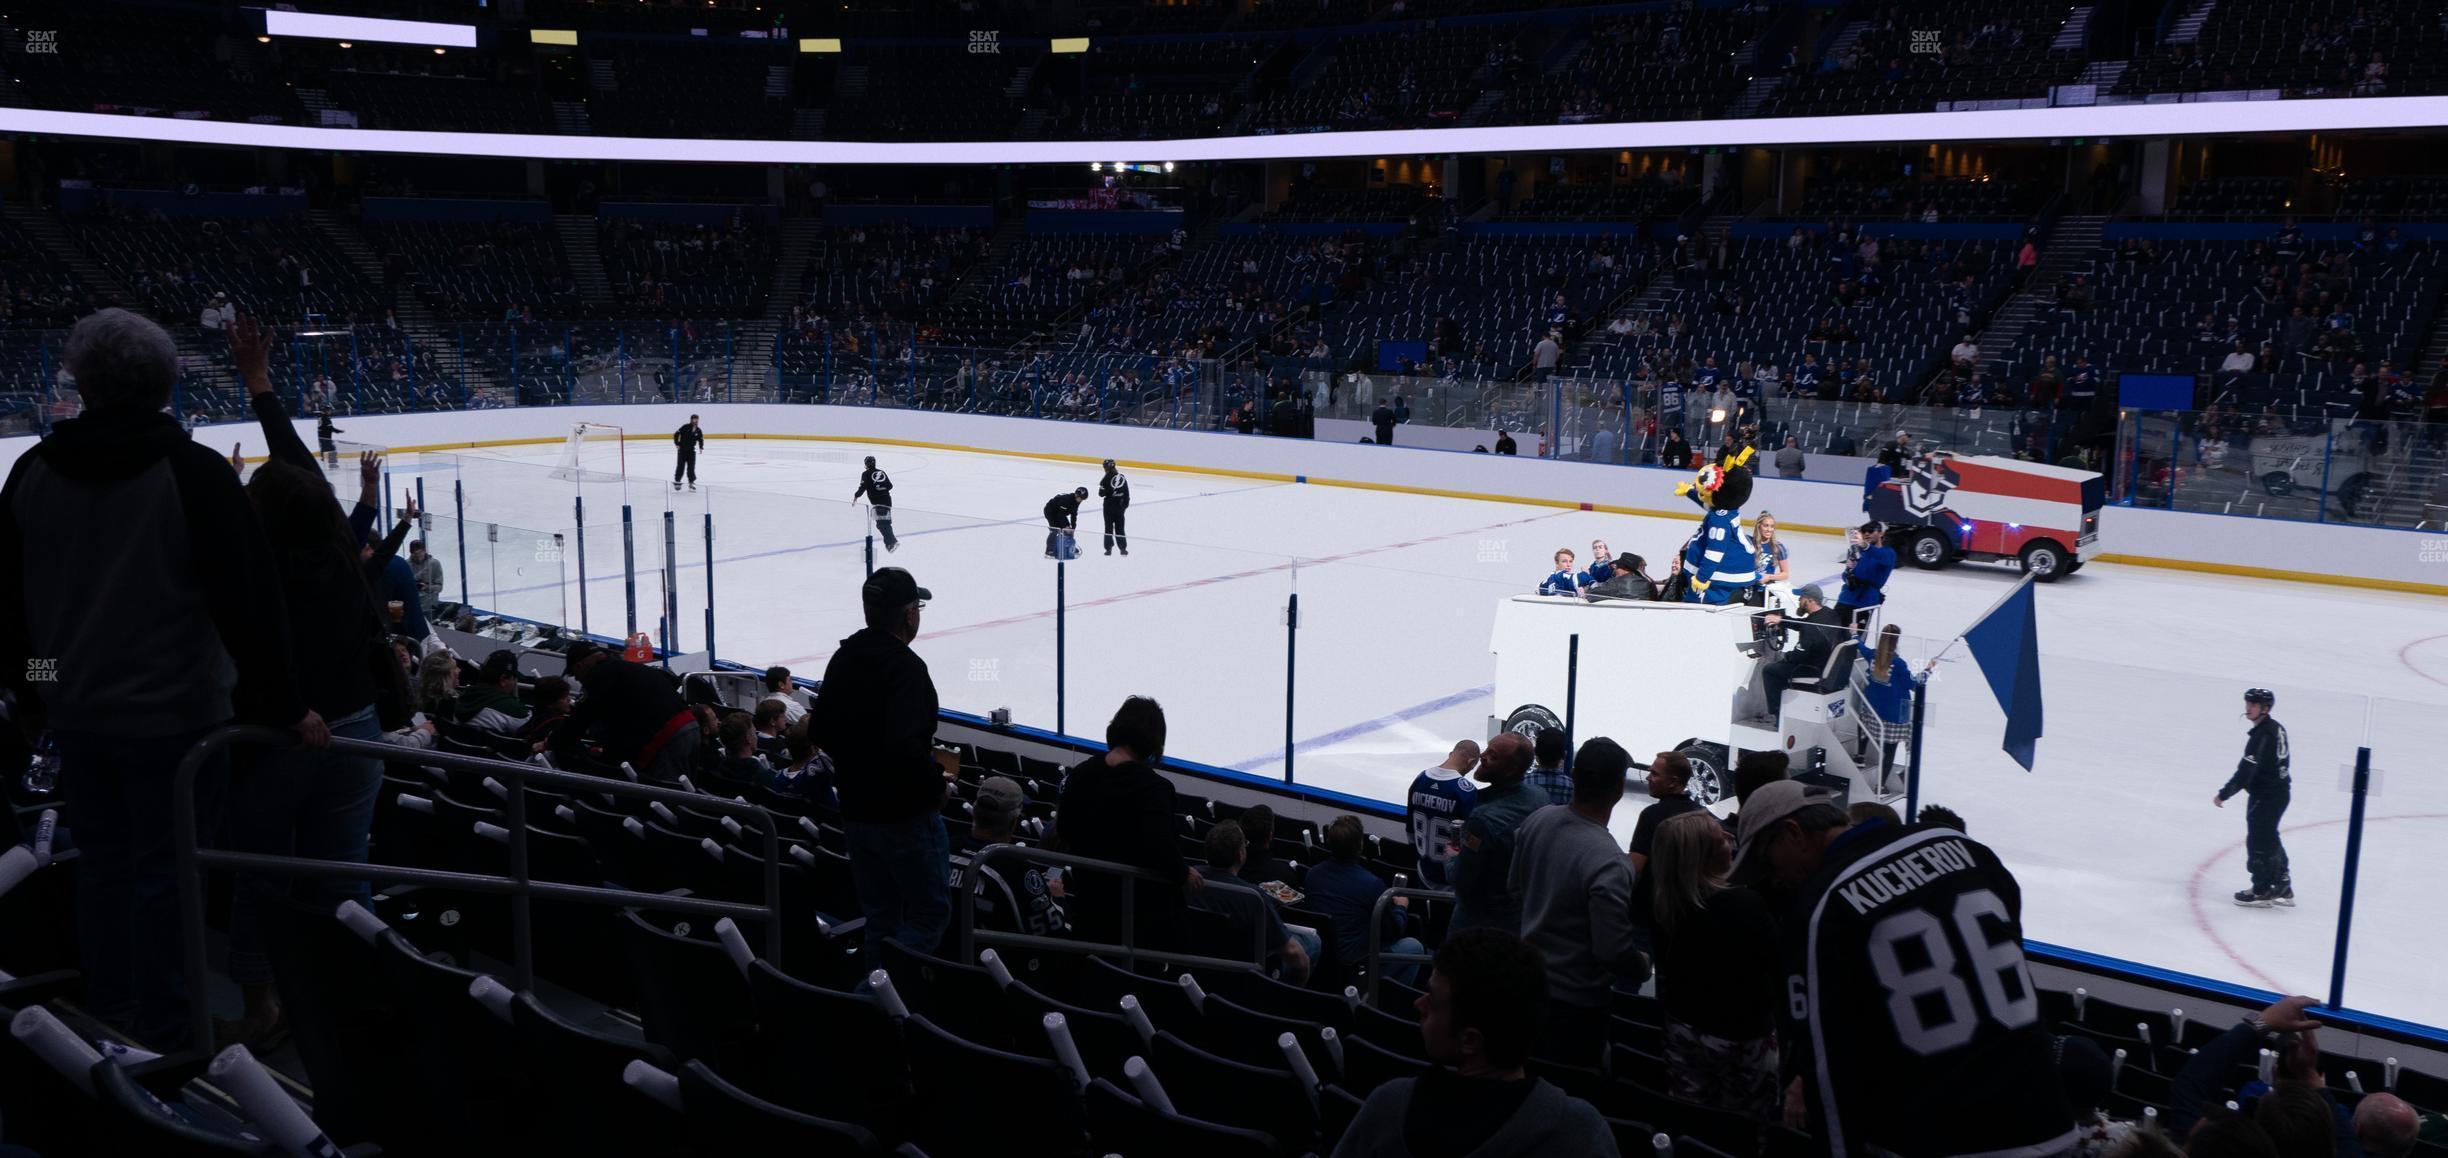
2182;811;2448;997
773;508;1575;668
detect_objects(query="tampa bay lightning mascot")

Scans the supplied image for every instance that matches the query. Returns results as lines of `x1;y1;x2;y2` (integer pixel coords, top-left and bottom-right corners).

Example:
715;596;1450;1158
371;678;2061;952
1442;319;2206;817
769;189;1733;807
1676;445;1761;605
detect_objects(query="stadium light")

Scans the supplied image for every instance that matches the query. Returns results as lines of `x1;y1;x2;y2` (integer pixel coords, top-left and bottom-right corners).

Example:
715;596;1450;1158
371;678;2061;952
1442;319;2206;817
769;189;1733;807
1089;162;1101;171
263;10;477;49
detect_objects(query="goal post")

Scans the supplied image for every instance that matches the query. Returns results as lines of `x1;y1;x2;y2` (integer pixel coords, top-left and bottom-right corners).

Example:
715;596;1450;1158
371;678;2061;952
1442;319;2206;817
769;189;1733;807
550;422;627;482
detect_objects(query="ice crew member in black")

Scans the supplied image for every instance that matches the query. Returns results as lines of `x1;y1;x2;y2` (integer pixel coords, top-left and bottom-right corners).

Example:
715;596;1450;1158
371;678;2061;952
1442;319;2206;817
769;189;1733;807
853;455;898;552
672;414;705;491
2215;687;2294;907
1097;458;1131;556
1045;487;1087;558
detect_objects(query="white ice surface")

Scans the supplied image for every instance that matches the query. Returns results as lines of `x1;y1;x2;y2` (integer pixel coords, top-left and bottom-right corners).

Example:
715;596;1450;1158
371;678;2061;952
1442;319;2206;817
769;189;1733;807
396;437;2448;1027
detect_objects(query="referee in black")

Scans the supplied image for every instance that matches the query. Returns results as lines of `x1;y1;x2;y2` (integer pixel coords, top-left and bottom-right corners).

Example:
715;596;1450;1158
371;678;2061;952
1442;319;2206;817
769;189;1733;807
1097;458;1131;556
854;455;898;552
672;414;705;491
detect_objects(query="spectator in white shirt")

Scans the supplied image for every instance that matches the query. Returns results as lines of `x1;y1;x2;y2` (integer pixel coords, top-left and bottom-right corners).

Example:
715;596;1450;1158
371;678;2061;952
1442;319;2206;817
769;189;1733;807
199;294;235;332
2220;342;2256;373
761;665;808;725
1950;335;1981;368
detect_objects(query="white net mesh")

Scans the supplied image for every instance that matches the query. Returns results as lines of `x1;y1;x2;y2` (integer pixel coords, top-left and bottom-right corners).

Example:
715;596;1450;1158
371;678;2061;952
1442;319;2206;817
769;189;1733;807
548;423;626;483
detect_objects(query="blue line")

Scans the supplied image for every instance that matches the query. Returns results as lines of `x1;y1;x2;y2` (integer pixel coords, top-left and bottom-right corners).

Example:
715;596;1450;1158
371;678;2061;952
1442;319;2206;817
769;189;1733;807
1224;683;1492;773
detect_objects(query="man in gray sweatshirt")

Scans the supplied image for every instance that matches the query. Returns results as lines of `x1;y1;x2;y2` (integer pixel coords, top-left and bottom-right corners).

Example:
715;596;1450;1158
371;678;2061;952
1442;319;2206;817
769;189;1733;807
1507;736;1645;1068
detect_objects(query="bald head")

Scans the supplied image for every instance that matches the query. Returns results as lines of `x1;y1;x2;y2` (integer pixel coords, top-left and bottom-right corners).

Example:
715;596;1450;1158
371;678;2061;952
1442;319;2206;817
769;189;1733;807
2355;1093;2419;1158
1441;740;1482;773
1478;733;1532;785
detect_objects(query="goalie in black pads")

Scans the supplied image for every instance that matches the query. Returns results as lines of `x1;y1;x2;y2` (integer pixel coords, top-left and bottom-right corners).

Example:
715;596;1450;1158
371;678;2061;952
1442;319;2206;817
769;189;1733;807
2215;687;2293;908
1044;487;1087;559
853;455;897;552
1097;459;1130;556
1735;781;2075;1157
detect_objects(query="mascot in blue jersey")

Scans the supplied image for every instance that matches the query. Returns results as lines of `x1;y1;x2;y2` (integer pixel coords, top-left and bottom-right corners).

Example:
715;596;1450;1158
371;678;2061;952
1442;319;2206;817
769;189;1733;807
1676;445;1761;605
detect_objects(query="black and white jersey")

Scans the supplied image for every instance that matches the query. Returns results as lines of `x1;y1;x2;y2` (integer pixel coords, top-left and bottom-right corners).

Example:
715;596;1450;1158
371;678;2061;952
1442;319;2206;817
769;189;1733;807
2219;717;2291;801
1098;471;1130;509
853;468;894;508
1793;824;2074;1157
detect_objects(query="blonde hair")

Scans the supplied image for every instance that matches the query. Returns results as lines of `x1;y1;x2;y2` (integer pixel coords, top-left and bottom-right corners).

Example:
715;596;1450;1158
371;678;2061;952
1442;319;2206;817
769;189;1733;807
1752;511;1777;543
1650;810;1729;939
1870;624;1901;685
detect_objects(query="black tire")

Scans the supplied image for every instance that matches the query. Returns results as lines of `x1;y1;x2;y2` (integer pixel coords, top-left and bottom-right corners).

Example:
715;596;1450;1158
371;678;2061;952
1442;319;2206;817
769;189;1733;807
2019;539;2069;581
2261;471;2294;497
1906;530;1950;570
1676;742;1730;806
1501;704;1563;742
2063;559;2085;575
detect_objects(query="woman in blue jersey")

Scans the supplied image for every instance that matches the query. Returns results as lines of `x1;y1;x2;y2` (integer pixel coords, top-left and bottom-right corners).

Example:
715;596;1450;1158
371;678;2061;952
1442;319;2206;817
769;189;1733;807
1856;624;1918;790
1751;511;1791;584
1539;548;1585;597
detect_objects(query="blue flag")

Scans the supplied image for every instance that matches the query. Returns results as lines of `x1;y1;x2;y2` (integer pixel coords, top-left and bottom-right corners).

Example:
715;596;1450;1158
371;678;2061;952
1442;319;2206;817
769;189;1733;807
1961;575;2043;770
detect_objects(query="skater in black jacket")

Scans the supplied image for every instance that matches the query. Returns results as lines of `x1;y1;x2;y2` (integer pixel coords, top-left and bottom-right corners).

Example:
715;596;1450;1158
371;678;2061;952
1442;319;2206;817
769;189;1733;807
853;455;898;552
2215;688;2293;907
1045;487;1087;558
672;414;705;490
1097;459;1131;556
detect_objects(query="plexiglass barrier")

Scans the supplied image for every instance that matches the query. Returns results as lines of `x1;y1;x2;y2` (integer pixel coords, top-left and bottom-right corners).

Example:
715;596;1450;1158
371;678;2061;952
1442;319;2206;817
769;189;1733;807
346;417;2448;1032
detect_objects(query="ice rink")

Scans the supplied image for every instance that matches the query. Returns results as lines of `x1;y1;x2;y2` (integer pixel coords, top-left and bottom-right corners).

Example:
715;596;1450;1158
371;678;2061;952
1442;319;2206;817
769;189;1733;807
396;434;2448;1028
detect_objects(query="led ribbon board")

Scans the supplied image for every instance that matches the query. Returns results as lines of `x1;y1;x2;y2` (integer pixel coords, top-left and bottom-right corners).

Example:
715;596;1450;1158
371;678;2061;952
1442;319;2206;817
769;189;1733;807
5;96;2447;164
262;10;479;49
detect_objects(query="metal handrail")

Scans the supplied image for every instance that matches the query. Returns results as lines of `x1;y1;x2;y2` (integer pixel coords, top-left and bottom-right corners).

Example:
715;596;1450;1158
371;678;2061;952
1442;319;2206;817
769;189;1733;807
956;842;1267;976
1363;885;1450;1004
172;725;788;1058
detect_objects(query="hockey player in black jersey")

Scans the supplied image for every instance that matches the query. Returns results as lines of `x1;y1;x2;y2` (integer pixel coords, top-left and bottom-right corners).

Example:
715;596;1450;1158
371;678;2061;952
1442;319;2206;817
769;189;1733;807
852;455;898;552
2215;687;2294;907
1097;459;1131;556
1044;487;1087;559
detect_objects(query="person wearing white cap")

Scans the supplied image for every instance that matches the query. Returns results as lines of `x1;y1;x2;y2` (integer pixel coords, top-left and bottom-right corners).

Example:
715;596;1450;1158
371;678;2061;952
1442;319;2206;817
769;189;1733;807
1733;781;2073;1154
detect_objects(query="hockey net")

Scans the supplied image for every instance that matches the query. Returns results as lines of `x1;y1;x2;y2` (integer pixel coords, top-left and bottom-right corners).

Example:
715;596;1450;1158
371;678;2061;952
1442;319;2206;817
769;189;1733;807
549;422;627;483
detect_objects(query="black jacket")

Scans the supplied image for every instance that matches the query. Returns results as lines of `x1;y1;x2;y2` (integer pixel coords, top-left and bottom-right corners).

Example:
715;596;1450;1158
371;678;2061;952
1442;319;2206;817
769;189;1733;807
1097;471;1129;509
248;395;383;721
2219;716;2291;800
0;408;304;737
1045;492;1083;529
1777;605;1848;674
809;627;942;823
1054;753;1188;949
673;423;704;454
553;656;691;770
852;468;892;507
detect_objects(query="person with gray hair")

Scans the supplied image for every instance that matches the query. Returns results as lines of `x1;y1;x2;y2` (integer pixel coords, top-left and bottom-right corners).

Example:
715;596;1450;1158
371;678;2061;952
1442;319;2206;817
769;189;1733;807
0;306;318;1048
2353;1092;2420;1158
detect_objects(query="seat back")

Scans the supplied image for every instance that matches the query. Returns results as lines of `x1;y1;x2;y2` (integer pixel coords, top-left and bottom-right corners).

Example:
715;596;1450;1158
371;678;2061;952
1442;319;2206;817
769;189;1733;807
1148;1030;1319;1154
903;1014;1087;1154
876;939;1023;1052
1334;1031;1431;1095
372;929;517;1146
1085;1076;1284;1158
616;909;758;1074
507;991;681;1153
1193;992;1329;1073
1201;962;1355;1030
89;1061;277;1155
675;1059;883;1153
745;960;912;1130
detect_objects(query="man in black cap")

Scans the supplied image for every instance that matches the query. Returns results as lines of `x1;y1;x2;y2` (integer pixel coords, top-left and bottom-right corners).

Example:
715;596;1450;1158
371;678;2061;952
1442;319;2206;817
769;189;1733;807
1759;582;1846;725
810;566;951;959
1045;487;1088;559
552;640;698;783
1096;458;1130;556
852;454;897;552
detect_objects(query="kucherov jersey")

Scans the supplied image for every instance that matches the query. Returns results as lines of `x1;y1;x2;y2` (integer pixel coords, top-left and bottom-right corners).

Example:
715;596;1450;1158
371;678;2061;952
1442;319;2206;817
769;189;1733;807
1405;767;1478;887
1794;824;2075;1158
